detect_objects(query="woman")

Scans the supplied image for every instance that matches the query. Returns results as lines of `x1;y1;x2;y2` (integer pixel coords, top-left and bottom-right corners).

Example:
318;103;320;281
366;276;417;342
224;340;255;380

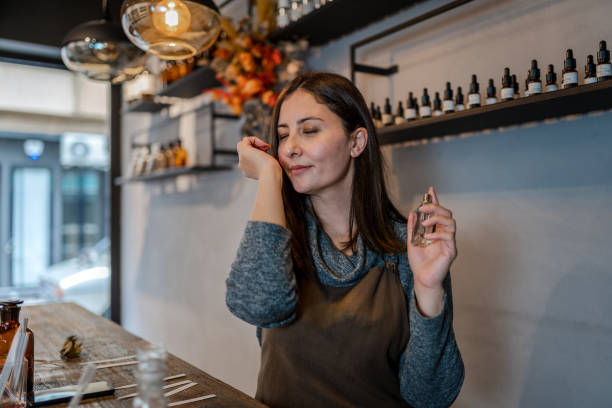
226;72;464;407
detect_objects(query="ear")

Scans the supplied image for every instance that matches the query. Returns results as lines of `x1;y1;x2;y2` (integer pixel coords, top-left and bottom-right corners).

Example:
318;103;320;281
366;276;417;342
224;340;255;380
349;127;368;158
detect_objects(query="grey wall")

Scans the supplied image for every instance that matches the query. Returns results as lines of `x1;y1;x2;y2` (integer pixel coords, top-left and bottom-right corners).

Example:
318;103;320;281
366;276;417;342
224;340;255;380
120;0;612;405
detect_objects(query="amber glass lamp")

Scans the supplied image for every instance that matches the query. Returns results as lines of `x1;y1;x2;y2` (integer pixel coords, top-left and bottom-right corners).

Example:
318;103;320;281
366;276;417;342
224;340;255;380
120;0;222;60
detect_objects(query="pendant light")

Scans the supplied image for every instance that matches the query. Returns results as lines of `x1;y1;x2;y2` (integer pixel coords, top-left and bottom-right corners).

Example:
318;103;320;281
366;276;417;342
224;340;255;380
61;0;147;83
120;0;221;60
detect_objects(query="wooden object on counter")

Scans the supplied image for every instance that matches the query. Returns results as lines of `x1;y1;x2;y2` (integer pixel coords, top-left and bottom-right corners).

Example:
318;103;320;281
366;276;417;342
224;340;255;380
24;302;266;407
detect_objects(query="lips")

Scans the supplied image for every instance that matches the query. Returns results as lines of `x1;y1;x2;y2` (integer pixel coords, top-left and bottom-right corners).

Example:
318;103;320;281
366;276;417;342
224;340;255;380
289;165;312;175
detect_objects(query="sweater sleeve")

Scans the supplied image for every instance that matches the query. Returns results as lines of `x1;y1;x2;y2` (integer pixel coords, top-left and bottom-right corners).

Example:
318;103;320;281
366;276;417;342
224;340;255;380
393;221;465;407
225;221;298;328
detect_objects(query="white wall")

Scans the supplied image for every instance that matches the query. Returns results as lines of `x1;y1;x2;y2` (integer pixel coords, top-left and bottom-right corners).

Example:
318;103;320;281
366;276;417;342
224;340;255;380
120;0;612;404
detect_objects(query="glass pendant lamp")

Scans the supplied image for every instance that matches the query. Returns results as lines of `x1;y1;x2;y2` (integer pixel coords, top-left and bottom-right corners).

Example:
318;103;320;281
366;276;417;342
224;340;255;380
61;0;147;83
120;0;221;60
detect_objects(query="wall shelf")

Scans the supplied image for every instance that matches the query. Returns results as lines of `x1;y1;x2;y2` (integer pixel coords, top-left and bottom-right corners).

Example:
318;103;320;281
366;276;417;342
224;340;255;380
268;0;412;46
122;99;171;114
157;66;221;98
378;80;612;146
114;165;232;185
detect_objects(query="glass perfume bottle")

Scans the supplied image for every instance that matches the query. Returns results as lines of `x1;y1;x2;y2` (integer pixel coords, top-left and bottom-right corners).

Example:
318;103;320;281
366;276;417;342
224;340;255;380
394;101;405;125
597;40;612;81
443;82;454;113
486;78;497;105
455;86;465;111
545;64;558;92
164;143;175;168
405;92;418;121
173;139;188;167
562;49;578;89
382;98;393;126
132;346;167;408
468;74;481;108
0;300;34;407
528;60;542;95
501;68;514;101
584;55;598;84
411;194;434;247
421;88;432;118
433;92;443;116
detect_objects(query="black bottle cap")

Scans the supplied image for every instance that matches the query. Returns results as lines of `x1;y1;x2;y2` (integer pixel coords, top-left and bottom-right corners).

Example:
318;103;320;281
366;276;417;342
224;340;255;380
502;67;512;87
455;86;464;104
384;97;391;114
512;74;519;93
443;82;453;100
470;74;479;92
487;79;496;97
422;88;430;105
546;64;557;85
397;101;404;116
598;40;610;64
564;49;576;71
529;60;540;80
585;55;597;76
0;299;23;323
433;92;442;109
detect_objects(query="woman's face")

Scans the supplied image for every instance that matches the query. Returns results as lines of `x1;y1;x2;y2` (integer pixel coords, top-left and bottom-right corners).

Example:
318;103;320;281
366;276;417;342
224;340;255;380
277;89;355;197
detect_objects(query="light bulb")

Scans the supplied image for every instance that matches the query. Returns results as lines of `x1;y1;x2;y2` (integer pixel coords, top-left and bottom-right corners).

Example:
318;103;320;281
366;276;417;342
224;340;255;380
152;0;192;36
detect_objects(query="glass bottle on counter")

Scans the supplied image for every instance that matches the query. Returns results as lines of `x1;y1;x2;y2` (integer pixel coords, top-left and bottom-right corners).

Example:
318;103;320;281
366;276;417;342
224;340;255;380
596;40;612;81
173;140;188;167
545;64;558;92
420;89;432;118
528;60;542;95
468;75;481;108
433;92;442;116
411;194;434;247
443;82;454;113
133;346;167;408
455;87;465;111
584;55;598;84
562;49;578;89
0;300;34;407
501;68;514;101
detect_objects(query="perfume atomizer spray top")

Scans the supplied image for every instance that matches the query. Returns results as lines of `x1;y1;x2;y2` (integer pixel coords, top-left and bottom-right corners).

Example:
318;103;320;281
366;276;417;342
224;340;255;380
411;193;436;248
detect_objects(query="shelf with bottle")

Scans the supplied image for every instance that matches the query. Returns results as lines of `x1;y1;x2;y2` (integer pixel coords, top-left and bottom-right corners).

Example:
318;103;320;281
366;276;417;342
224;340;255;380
123;97;172;114
375;78;612;146
269;0;412;46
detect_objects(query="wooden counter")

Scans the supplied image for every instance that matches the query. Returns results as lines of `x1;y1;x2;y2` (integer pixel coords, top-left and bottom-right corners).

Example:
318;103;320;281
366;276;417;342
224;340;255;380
23;302;266;407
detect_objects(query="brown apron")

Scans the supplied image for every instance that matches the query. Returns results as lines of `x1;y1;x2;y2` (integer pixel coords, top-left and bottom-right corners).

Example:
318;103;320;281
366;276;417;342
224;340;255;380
256;260;412;407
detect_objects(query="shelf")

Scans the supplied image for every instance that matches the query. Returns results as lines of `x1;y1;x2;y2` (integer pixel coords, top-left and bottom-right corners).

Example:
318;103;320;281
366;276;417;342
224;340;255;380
268;0;413;46
378;80;612;146
114;165;232;185
122;99;171;114
157;66;222;98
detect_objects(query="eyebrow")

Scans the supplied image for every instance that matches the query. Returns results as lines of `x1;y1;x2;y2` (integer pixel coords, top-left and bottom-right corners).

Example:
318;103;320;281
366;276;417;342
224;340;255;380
277;116;323;127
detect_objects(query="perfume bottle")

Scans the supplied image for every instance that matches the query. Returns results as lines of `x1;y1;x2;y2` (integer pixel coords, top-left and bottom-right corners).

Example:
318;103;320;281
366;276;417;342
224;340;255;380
411;194;434;247
584;55;598;84
443;82;455;113
405;92;418;121
562;49;578;89
486;78;497;105
512;74;520;98
545;64;558;92
528;60;542;95
173;139;188;167
0;300;34;406
433;92;443;116
145;144;159;174
277;0;290;28
289;0;302;22
501;68;514;101
382;98;393;126
154;145;166;171
376;106;383;128
455;86;465;111
132;346;168;408
597;40;612;81
421;89;432;118
468;75;481;108
164;143;175;168
395;101;405;125
301;0;314;15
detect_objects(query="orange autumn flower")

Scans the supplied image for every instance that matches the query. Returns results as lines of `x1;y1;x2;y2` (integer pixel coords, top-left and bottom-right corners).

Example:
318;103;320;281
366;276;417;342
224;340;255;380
242;78;264;98
238;52;256;73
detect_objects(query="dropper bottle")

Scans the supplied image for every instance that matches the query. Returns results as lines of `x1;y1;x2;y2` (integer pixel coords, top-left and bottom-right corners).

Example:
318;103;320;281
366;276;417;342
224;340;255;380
486;79;497;105
395;101;405;125
524;70;530;97
584;55;598;84
501;68;514;101
468;75;481;108
405;92;417;121
597;40;612;81
382;98;393;126
443;82;455;113
375;106;383;128
545;64;558;92
528;60;542;95
455;86;465;111
562;49;578;89
433;92;443;116
512;74;520;98
421;88;432;118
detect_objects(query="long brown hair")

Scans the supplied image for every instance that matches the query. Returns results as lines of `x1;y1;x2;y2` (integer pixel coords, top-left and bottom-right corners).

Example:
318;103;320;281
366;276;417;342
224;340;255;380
269;72;406;275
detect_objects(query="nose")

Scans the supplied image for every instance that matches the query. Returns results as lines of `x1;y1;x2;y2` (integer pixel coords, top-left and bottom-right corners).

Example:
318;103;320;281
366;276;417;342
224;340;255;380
283;131;301;158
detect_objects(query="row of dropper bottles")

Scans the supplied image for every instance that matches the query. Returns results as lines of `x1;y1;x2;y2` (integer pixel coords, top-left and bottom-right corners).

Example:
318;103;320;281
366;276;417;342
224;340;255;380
371;40;611;127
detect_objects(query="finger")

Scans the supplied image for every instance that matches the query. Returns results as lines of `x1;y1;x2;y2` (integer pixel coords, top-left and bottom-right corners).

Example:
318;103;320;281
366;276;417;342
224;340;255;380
243;136;270;149
422;215;456;232
419;203;452;218
424;231;455;242
429;186;439;205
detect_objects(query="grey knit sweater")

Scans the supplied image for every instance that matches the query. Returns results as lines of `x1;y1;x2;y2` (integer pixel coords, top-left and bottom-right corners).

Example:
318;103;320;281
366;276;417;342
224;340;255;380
226;210;464;407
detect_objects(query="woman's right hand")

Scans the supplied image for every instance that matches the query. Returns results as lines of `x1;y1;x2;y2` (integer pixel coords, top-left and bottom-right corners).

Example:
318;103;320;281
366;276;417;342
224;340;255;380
237;136;281;180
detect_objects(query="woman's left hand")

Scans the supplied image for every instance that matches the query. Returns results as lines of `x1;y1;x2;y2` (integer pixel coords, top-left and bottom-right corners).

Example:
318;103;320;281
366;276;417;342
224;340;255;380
407;186;458;316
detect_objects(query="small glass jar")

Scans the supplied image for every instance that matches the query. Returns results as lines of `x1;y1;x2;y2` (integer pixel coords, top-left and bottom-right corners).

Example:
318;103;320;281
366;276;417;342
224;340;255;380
132;346;168;408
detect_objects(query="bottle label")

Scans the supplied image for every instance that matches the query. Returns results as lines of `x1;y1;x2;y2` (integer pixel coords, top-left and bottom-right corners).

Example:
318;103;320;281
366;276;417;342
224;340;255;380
528;82;542;94
468;93;480;106
382;114;393;125
456;104;465;111
443;100;455;112
277;14;290;27
486;97;497;105
501;88;514;100
433;110;443;117
405;108;417;120
421;106;431;117
563;72;578;86
597;63;612;78
584;77;598;84
546;84;558;92
394;116;404;125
